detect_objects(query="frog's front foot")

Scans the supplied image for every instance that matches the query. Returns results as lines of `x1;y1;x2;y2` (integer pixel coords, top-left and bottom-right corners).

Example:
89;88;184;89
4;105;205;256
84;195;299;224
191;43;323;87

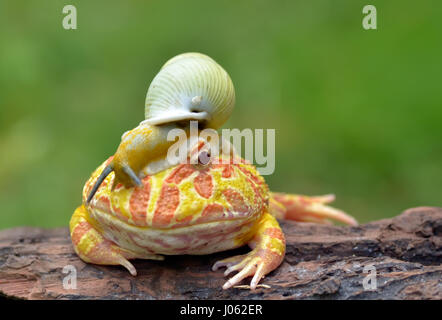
212;212;285;290
70;205;163;276
213;249;273;290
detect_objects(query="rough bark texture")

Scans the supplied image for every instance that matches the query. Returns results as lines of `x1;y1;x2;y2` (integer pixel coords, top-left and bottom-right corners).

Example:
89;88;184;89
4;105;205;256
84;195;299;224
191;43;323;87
0;207;441;300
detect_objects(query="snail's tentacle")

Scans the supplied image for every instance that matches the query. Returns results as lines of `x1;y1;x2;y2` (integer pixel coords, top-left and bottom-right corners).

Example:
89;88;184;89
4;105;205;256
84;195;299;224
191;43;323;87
86;163;143;204
86;164;113;204
122;164;142;187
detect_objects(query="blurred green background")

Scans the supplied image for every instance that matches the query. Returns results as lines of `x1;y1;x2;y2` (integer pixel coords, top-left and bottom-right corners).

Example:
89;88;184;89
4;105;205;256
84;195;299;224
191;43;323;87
0;0;441;228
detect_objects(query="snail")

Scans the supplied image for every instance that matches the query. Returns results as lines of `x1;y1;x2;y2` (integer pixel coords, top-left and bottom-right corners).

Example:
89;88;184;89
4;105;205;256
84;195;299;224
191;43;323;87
86;52;236;204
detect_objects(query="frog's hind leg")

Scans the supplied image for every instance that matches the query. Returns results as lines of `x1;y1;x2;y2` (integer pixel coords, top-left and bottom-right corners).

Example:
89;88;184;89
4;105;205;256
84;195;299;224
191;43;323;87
70;205;162;276
213;212;285;290
269;192;357;226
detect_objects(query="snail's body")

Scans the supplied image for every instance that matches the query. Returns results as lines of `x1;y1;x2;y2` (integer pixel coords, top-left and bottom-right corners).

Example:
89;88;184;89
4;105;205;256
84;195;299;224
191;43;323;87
110;123;183;188
87;53;235;201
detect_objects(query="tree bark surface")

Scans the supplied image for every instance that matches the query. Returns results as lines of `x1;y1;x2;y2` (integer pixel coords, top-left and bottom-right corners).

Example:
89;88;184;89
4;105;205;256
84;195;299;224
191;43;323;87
0;207;441;300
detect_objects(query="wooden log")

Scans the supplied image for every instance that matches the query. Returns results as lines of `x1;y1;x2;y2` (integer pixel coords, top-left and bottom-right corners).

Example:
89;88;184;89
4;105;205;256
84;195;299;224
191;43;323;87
0;207;441;300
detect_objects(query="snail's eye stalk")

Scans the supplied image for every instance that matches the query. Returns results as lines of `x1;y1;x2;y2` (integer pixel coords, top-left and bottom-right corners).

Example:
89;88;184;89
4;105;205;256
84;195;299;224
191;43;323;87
86;165;113;204
123;165;143;187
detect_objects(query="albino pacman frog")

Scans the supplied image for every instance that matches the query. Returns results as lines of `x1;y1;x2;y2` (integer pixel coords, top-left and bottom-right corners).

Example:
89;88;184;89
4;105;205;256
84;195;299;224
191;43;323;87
70;53;357;289
70;146;356;290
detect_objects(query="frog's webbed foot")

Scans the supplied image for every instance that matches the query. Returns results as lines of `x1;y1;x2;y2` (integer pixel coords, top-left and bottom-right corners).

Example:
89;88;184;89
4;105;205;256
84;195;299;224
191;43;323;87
212;213;285;290
270;192;357;226
70;205;163;276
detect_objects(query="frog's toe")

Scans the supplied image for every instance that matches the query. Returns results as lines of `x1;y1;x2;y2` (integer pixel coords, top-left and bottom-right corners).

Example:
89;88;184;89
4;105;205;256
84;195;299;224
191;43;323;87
90;239;139;276
212;253;247;272
214;251;268;290
119;258;137;276
213;251;271;290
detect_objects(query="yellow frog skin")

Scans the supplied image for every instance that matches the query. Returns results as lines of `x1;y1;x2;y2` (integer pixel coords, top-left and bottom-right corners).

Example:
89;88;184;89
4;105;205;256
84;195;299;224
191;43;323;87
70;148;357;290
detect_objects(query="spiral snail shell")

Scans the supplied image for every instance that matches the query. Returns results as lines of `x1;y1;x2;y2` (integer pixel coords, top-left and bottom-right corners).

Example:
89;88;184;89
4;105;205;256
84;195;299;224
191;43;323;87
143;52;235;129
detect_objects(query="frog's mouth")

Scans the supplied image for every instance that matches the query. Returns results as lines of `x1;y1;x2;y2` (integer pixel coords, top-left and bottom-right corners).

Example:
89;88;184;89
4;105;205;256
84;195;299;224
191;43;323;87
90;207;260;255
92;206;259;231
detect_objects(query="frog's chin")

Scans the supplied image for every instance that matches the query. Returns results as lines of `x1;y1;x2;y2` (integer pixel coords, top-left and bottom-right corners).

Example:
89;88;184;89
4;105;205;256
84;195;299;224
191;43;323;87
89;207;260;256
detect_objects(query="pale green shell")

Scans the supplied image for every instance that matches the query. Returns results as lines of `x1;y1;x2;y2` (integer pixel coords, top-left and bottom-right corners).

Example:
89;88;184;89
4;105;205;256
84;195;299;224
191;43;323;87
144;52;235;129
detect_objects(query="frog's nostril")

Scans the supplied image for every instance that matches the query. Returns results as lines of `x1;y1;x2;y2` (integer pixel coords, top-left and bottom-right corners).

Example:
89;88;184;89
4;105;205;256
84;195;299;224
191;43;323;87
198;151;211;166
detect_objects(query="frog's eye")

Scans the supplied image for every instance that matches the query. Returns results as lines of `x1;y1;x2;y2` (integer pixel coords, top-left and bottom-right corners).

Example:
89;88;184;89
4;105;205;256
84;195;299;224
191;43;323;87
198;151;211;166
